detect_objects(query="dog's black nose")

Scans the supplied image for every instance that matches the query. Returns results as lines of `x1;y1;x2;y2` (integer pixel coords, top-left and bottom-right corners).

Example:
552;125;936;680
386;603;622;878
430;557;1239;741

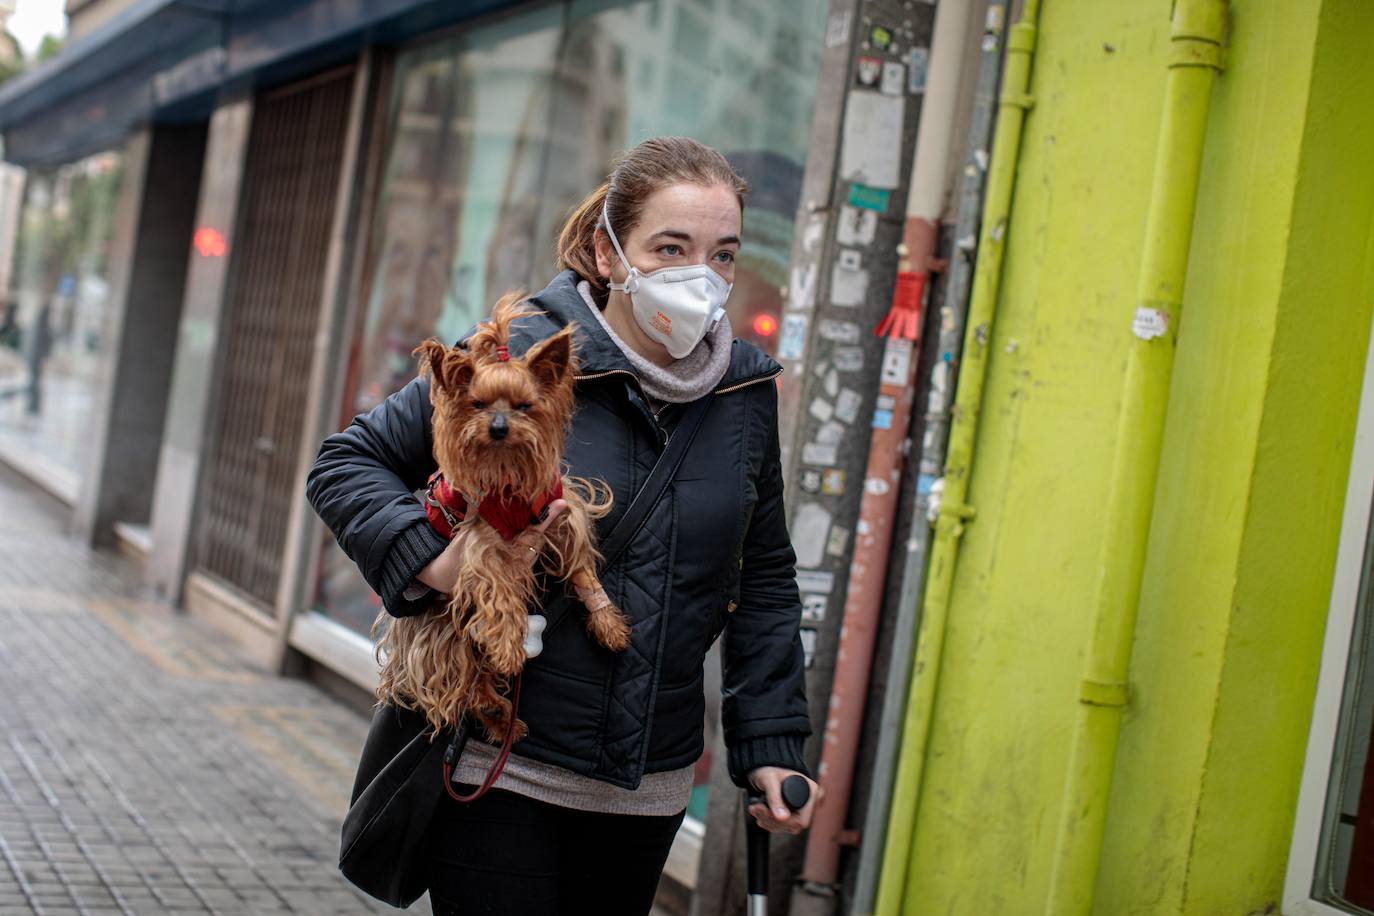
489;414;509;440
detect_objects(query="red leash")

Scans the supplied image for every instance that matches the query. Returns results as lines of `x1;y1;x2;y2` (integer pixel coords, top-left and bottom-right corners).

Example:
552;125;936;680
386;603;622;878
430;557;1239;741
441;673;522;803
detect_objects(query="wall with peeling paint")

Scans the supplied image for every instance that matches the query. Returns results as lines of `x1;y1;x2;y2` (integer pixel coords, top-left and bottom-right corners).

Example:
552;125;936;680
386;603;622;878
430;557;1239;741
894;0;1374;913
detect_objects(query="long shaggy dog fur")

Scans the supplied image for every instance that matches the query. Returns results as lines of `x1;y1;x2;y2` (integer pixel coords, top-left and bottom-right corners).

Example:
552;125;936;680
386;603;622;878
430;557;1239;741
372;292;627;742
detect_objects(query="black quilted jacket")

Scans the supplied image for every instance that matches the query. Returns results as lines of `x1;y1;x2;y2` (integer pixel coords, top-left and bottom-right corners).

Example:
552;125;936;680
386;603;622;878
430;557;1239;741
305;269;812;789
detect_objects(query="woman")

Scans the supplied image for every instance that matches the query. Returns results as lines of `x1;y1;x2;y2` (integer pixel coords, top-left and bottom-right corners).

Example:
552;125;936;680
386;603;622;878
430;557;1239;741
306;137;816;915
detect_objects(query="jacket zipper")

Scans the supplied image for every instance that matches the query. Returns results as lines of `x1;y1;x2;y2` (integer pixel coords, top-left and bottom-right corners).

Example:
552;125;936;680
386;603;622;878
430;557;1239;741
713;367;782;394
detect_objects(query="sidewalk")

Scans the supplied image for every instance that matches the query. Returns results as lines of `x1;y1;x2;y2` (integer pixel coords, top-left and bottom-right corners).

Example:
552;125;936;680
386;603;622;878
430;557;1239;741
0;465;422;915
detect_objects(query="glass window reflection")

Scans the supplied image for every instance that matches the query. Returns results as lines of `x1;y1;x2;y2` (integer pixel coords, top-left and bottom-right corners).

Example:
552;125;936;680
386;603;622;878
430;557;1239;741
0;151;125;482
318;0;826;637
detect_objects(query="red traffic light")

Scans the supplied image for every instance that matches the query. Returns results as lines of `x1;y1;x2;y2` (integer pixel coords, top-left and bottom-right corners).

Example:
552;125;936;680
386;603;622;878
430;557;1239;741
193;227;227;258
752;313;778;337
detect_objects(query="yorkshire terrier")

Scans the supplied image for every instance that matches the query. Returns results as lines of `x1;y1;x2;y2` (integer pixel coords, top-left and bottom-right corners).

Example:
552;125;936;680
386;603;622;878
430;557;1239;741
373;292;630;743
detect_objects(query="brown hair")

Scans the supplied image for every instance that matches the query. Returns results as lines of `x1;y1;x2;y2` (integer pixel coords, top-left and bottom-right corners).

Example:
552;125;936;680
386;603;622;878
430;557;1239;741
556;137;749;299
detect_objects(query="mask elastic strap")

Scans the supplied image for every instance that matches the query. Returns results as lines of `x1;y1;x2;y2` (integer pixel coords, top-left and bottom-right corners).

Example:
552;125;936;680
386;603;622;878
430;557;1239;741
600;199;637;293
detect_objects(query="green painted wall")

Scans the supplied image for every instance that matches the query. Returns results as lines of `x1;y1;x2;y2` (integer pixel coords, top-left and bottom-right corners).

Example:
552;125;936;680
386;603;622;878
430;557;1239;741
1102;0;1374;911
896;0;1374;912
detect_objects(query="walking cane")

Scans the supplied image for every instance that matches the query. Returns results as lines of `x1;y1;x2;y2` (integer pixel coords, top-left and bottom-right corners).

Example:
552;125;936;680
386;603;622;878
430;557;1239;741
745;774;811;916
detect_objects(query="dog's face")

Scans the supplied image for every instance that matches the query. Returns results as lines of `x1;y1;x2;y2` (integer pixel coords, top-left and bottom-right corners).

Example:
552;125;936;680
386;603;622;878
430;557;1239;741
415;295;577;497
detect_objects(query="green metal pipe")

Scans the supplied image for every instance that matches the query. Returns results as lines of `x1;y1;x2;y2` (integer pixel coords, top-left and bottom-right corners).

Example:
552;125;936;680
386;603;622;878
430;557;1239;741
1043;2;1227;914
873;3;1044;912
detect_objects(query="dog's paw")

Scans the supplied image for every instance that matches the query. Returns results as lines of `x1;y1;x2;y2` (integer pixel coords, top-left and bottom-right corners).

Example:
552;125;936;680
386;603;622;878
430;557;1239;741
509;717;528;742
476;713;527;744
587;607;632;653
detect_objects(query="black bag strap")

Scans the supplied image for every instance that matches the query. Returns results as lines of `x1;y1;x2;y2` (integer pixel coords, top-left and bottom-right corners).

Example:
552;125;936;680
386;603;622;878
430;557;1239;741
600;392;715;571
542;391;716;634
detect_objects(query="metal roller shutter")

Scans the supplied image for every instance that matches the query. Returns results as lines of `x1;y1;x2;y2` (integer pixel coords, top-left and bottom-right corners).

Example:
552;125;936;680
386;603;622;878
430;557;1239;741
193;67;355;609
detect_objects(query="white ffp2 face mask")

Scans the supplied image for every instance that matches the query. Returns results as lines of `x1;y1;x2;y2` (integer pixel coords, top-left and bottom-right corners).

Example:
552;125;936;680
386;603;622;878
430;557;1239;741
601;201;732;359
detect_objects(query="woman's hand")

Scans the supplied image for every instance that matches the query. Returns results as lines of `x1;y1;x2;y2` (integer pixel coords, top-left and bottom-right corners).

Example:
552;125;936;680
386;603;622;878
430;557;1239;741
510;498;568;571
416;499;568;594
746;767;820;835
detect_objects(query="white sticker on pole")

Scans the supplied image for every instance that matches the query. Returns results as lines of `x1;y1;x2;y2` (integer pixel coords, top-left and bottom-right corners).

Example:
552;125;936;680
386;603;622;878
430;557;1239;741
839;90;904;190
825;12;851;48
833;347;865;372
816;420;845;446
792;503;832;569
836;206;878;246
880;61;906;96
802;441;839;466
800;627;818;668
789;261;818;312
813;321;857;346
880;337;914;385
796;570;836;594
835;388;862;424
801;593;829;622
779;312;808;360
832;261;870;307
1132;307;1170;340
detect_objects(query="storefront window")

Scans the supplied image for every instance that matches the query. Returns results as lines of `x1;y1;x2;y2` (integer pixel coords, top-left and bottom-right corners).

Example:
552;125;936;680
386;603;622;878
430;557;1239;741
1313;512;1374;909
313;0;828;816
0;151;124;482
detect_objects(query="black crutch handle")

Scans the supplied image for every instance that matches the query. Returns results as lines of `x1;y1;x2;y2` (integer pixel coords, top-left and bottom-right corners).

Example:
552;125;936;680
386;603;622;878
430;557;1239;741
745;774;812;911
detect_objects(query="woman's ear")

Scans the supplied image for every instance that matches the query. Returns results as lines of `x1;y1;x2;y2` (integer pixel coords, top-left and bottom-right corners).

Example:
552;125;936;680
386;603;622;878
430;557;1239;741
593;229;615;283
524;328;574;390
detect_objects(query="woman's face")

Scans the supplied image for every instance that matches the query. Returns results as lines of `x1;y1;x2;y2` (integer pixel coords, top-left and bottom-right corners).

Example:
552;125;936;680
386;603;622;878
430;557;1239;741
595;182;742;286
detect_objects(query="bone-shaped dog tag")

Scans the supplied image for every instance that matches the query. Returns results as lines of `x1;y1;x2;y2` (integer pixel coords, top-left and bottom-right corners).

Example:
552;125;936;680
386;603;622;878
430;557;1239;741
524;613;547;658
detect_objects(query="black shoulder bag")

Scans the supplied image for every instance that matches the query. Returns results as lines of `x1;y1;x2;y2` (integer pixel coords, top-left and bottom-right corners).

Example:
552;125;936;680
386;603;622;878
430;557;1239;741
338;392;715;908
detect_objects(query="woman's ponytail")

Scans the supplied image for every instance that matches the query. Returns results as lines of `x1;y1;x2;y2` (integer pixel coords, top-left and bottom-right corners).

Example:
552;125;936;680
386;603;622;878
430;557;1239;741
556;181;611;298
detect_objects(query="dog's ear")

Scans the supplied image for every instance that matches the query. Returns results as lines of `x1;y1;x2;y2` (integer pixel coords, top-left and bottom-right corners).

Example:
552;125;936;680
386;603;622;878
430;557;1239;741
442;347;475;393
523;328;574;390
413;338;449;390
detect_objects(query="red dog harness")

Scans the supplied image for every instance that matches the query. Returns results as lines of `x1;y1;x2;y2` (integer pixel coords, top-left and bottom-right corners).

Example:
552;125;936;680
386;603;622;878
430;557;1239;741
424;469;563;542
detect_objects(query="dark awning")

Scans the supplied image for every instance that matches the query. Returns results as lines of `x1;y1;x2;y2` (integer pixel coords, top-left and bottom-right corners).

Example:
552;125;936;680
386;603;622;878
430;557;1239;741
0;0;525;167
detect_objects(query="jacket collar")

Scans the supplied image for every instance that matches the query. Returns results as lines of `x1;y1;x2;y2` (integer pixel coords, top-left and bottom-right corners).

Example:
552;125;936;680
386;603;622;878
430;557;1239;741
518;269;782;393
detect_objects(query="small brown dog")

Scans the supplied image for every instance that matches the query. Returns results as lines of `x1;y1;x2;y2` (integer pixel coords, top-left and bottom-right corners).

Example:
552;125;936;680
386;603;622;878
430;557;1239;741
373;293;630;743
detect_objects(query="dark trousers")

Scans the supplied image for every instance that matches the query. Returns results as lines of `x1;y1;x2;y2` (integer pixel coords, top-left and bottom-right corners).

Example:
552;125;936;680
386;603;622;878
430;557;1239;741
425;784;686;916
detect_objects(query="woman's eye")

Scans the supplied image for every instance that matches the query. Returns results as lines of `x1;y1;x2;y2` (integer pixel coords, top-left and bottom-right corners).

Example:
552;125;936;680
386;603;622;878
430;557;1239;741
715;250;735;264
659;244;683;256
472;401;485;410
515;403;532;412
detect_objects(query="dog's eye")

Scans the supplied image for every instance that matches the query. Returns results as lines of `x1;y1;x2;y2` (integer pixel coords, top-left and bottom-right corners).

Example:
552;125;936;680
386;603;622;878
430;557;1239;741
472;401;486;410
515;403;532;412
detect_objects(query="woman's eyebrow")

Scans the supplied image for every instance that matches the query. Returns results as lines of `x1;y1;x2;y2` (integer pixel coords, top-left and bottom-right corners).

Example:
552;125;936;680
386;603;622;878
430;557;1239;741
646;229;693;243
645;229;741;247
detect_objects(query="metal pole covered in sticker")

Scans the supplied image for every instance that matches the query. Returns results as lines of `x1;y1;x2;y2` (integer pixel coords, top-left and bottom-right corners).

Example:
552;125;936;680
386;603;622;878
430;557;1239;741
791;0;978;912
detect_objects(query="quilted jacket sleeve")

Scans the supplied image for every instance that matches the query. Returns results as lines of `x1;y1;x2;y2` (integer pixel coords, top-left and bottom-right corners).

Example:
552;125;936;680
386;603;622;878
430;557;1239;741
304;374;449;618
720;382;814;788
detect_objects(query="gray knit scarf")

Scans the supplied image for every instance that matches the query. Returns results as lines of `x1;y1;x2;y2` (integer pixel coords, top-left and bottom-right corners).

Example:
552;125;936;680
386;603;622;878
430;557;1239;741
576;280;732;404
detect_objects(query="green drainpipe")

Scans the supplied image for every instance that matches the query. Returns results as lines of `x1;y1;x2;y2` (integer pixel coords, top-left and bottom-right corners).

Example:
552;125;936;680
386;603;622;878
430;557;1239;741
1043;2;1228;914
873;2;1043;913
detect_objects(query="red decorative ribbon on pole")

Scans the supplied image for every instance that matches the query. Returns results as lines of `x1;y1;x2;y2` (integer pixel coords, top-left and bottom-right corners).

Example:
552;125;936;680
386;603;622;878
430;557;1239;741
874;270;926;340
